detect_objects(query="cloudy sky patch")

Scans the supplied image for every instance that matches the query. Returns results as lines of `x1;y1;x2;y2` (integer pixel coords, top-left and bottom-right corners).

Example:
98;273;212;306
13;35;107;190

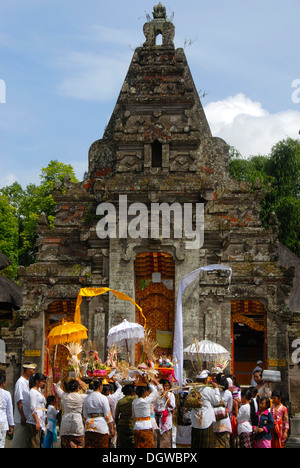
205;93;300;156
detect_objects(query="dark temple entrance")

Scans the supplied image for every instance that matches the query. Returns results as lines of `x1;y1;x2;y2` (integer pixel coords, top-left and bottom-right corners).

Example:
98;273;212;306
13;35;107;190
231;300;267;386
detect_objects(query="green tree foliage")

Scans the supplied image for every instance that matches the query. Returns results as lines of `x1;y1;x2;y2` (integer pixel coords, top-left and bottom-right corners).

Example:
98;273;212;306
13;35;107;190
228;146;270;185
229;138;300;257
0;160;78;270
0;192;19;279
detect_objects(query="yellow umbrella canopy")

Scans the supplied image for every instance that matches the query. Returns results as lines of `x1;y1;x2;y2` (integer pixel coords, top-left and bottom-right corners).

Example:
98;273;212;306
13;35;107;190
47;318;88;346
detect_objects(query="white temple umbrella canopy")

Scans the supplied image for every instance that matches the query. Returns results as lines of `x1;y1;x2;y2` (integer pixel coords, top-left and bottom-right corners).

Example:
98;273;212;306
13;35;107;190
184;339;230;360
183;339;230;362
107;318;145;348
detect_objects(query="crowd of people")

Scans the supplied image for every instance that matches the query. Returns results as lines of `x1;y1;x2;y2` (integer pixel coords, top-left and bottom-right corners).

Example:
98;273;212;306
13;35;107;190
0;360;290;449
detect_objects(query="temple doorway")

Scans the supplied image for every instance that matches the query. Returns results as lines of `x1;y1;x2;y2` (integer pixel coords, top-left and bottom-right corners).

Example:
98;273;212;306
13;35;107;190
134;252;175;362
231;300;267;386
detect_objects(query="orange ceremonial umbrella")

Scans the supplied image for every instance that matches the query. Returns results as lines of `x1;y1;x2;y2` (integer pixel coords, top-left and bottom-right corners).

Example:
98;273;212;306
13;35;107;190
47;318;88;346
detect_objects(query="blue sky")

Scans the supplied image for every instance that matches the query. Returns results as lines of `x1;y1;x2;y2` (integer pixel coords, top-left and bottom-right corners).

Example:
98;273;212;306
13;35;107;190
0;0;299;189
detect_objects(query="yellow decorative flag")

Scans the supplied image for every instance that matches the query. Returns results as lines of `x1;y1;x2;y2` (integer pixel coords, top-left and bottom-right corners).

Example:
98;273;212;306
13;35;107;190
74;287;146;327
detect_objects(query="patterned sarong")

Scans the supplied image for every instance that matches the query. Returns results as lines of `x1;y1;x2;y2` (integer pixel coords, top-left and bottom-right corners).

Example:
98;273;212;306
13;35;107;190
26;423;43;448
85;431;109;448
60;434;85;448
134;429;154;448
214;432;231;448
191;425;215;448
157;428;172;448
239;432;253;448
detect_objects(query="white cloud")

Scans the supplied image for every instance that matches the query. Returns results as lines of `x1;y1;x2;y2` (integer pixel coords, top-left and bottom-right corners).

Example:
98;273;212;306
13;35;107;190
204;93;300;157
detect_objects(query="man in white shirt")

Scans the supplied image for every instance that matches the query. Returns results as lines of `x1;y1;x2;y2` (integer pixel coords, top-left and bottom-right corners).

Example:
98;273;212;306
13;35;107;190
253;370;272;399
189;370;221;448
12;362;36;448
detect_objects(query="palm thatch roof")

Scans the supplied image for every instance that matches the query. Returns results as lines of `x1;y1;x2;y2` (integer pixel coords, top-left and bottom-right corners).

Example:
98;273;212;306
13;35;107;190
0;252;23;310
0;253;12;271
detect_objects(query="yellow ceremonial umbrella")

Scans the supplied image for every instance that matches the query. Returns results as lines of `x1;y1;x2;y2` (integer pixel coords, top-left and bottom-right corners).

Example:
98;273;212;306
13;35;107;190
47;318;88;346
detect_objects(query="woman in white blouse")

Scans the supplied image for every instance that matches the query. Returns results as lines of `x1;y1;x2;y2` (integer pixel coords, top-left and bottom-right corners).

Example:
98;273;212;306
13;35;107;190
132;377;161;448
0;372;14;448
26;373;47;448
189;370;221;448
213;374;233;448
82;379;115;448
54;378;88;448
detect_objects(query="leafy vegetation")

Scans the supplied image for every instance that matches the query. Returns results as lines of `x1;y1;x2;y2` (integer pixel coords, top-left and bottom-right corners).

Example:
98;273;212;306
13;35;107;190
229;138;300;257
0;160;78;276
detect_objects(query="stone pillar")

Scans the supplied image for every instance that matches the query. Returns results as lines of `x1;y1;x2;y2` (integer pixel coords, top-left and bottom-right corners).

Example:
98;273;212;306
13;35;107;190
286;414;300;448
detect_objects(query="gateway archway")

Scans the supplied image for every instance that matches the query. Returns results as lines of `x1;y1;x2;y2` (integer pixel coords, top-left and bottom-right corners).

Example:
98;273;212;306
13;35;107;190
134;252;175;362
231;300;267;386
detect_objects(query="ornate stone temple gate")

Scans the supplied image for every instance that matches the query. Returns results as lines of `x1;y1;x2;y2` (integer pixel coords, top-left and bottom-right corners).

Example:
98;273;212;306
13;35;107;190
14;3;300;412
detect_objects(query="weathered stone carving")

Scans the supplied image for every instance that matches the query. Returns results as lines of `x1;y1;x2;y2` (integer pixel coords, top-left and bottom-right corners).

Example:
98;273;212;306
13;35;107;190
143;3;175;47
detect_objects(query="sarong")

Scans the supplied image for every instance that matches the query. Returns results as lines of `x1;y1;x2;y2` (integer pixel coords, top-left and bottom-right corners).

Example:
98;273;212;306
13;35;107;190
239;432;253;448
214;432;231;448
0;422;6;449
85;431;109;448
134;429;154;448
157;429;172;448
191;425;215;448
176;425;192;448
60;434;85;448
26;423;43;448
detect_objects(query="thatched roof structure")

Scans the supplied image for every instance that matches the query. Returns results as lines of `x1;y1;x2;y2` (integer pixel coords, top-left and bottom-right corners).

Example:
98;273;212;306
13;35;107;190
0;252;12;271
0;252;23;310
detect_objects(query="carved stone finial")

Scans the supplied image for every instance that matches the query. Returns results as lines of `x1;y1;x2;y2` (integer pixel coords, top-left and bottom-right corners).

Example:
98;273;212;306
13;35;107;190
143;3;175;48
153;2;167;19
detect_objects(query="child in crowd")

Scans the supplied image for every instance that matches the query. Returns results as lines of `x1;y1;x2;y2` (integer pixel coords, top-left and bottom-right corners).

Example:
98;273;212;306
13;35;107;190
43;395;59;448
270;390;289;448
253;397;274;448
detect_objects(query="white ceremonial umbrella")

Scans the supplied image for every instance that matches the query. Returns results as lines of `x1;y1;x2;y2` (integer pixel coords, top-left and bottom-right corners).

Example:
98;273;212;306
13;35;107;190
183;339;230;363
107;318;145;361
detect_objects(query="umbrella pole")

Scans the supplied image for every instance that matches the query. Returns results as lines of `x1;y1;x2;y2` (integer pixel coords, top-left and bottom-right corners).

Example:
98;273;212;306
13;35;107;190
125;339;131;365
54;344;58;365
51;345;58;380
